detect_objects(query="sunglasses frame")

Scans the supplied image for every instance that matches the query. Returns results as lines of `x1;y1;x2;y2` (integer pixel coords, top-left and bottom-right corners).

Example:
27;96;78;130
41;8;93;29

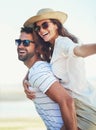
34;22;51;32
15;39;35;46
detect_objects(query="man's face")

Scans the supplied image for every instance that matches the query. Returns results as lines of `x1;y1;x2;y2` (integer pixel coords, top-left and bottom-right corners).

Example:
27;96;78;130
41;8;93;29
17;32;35;62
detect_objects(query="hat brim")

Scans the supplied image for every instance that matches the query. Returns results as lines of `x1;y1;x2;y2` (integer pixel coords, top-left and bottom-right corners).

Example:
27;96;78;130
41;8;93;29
24;11;68;27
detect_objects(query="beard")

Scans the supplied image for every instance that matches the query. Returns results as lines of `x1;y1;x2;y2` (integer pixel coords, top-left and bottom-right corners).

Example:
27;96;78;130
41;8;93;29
18;49;35;62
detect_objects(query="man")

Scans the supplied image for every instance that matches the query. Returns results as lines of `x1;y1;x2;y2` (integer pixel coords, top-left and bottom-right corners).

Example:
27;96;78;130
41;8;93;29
16;26;78;130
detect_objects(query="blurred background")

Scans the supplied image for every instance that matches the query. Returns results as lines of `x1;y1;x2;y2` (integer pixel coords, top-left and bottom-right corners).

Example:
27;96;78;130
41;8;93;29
0;0;96;130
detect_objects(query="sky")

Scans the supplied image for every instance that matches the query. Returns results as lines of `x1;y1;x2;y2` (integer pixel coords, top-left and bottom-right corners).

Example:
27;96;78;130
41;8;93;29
0;0;96;85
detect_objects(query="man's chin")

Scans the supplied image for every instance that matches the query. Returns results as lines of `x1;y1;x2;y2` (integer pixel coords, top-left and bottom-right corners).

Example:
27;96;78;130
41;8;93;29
18;56;26;61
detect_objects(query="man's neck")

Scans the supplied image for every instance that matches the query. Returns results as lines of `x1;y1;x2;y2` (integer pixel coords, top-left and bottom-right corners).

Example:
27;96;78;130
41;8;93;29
24;56;41;69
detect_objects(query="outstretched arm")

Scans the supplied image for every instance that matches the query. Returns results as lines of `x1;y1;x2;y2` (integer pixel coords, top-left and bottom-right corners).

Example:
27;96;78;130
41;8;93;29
45;81;78;130
74;44;96;57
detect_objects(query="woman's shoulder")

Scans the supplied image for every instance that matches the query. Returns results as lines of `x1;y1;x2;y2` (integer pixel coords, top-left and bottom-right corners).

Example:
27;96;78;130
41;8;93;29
56;36;74;44
55;36;75;49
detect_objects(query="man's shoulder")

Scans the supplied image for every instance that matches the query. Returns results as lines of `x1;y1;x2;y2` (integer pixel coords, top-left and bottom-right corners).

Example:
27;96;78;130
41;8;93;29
34;61;50;68
28;61;56;89
29;61;51;73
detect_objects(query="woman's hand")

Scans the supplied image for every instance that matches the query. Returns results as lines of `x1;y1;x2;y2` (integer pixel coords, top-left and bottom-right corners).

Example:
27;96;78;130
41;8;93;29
23;73;36;100
23;79;36;100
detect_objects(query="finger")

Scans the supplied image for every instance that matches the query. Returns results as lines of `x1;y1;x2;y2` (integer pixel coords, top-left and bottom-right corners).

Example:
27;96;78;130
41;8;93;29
23;80;31;88
24;89;36;97
24;80;30;85
24;89;32;94
26;94;36;100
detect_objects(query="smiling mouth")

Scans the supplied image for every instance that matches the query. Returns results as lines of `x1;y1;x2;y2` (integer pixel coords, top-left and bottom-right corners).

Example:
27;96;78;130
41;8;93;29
42;32;48;37
18;49;26;55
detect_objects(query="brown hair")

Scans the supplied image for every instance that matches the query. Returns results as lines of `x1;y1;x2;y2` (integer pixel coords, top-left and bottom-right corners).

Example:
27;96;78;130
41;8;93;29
33;32;52;62
21;27;51;62
50;19;78;43
33;19;79;62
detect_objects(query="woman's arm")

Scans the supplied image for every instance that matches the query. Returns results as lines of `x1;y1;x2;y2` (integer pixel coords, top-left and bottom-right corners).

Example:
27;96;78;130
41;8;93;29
74;44;96;57
45;81;78;130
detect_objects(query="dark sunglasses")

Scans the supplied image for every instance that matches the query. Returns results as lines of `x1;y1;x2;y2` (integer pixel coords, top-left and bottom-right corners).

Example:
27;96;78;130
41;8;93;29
15;39;35;46
34;22;51;32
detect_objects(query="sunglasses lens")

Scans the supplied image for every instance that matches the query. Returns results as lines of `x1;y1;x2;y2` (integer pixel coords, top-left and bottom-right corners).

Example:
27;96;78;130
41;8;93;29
15;39;21;46
42;22;49;29
35;22;49;32
34;26;40;32
23;40;30;46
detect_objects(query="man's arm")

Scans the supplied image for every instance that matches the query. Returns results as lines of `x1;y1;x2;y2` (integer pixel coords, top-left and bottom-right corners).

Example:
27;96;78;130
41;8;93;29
74;44;96;57
45;81;78;130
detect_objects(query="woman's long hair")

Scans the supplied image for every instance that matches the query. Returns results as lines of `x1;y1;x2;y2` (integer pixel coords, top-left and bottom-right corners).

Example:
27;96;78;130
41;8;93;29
21;26;51;62
33;31;52;62
33;19;79;62
50;19;78;43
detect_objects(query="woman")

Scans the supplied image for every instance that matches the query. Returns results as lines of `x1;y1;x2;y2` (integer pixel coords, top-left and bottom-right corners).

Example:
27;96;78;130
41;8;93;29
23;8;96;130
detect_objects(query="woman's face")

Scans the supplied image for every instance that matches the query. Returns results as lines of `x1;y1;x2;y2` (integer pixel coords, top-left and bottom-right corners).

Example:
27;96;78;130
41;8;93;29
35;19;59;44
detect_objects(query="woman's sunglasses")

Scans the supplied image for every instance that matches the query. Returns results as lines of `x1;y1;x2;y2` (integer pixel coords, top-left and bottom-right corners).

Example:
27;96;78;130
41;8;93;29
34;22;51;32
15;39;35;47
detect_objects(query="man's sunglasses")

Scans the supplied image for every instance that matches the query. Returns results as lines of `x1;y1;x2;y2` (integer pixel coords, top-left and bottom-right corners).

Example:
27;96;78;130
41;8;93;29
34;22;51;32
15;39;35;47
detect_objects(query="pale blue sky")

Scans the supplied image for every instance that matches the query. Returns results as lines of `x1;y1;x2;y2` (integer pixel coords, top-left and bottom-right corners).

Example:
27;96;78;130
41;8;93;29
0;0;96;84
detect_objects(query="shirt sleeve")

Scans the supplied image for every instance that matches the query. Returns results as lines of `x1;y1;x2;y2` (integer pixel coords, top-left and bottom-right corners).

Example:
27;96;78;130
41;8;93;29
28;62;57;93
56;36;79;57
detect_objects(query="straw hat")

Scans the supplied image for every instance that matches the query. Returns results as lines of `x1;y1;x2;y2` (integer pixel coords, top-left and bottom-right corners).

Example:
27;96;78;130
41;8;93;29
24;8;68;27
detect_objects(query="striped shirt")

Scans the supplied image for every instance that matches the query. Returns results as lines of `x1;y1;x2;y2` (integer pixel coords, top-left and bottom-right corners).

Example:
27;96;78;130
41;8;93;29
28;61;63;130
